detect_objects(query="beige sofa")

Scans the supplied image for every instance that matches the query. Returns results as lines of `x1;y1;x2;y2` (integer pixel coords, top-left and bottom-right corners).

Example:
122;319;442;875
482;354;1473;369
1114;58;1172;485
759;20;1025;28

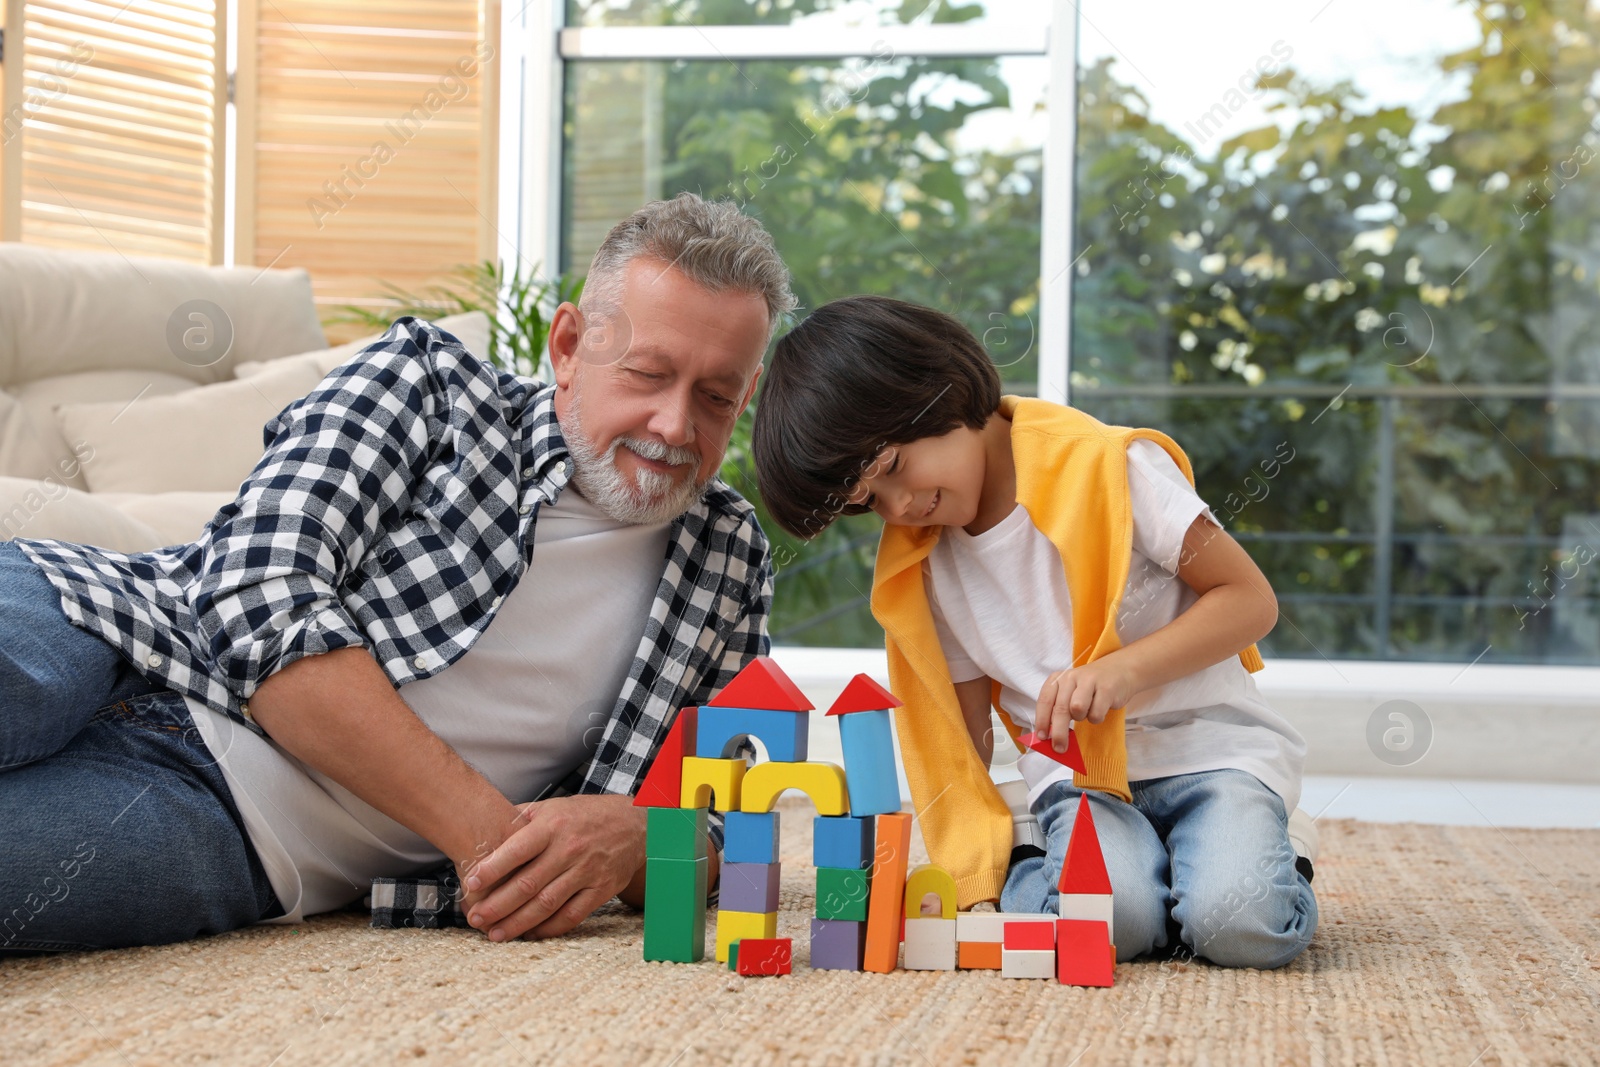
0;245;490;552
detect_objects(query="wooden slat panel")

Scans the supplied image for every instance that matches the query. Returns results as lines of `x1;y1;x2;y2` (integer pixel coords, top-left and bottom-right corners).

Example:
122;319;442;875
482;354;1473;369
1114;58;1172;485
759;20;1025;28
236;0;499;327
7;0;224;262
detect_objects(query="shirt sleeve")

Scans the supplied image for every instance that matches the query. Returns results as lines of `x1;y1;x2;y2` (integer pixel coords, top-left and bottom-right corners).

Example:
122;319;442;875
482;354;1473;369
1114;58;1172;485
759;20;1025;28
922;559;985;683
1126;438;1218;577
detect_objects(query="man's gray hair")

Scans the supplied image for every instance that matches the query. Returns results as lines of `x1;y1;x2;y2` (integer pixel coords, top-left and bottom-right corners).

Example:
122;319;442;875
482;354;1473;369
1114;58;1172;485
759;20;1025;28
580;192;797;341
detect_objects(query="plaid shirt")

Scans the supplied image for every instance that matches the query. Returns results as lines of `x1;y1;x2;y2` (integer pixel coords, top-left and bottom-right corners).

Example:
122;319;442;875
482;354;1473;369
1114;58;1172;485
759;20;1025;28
17;317;772;928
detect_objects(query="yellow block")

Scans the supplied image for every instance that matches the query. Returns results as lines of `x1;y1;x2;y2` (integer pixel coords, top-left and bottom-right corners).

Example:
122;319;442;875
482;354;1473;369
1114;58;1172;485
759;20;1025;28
681;757;747;810
740;761;849;815
714;908;777;963
903;863;958;919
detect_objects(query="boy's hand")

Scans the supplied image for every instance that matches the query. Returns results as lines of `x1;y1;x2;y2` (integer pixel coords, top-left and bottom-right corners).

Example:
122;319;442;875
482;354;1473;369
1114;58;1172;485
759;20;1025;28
1036;654;1139;740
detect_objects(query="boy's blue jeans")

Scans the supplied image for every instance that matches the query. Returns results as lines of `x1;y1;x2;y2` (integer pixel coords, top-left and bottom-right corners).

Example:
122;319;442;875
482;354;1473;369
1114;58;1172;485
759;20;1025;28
0;541;281;953
1002;769;1317;969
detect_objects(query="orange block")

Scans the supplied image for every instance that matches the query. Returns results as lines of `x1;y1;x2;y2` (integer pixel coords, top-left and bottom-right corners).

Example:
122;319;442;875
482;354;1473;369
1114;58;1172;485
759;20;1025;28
957;941;1003;970
862;811;913;973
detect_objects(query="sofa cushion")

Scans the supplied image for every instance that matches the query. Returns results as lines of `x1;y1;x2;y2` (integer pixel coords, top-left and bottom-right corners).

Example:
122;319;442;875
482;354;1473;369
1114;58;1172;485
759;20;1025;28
2;370;200;490
0;245;328;390
0;476;168;553
93;490;236;548
232;311;494;380
53;357;329;494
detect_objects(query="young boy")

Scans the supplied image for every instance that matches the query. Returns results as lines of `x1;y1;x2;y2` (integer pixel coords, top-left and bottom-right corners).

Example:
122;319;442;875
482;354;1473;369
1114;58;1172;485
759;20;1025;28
752;296;1316;969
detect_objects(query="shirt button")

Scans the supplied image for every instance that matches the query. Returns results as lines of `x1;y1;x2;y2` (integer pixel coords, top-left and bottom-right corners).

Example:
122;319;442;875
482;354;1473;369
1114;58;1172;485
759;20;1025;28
519;503;532;515
523;467;535;479
491;595;503;609
147;653;163;668
554;460;567;477
413;655;427;670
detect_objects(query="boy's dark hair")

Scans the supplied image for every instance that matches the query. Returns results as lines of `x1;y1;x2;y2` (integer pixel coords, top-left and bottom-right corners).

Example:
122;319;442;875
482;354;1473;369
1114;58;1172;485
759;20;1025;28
753;295;1002;539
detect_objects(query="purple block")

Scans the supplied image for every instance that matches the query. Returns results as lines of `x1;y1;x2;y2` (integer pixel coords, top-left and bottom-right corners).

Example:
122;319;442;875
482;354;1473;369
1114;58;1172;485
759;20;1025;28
720;861;782;913
809;917;866;971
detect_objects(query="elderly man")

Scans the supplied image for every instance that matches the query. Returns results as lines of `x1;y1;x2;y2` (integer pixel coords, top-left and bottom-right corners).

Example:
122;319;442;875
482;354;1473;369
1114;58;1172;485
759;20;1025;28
0;193;793;951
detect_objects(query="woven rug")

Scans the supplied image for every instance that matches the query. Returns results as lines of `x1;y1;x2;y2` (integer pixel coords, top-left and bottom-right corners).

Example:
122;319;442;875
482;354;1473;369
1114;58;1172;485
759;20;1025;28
4;808;1598;1066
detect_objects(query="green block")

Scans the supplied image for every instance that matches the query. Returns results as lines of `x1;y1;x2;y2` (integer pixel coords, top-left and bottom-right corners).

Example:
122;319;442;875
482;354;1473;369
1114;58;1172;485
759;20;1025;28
647;806;709;861
643;856;708;963
815;866;871;922
728;941;740;972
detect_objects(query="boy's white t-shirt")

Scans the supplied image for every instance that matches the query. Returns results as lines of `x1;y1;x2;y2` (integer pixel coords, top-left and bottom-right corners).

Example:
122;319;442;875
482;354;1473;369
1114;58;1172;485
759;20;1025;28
924;439;1306;813
186;486;672;922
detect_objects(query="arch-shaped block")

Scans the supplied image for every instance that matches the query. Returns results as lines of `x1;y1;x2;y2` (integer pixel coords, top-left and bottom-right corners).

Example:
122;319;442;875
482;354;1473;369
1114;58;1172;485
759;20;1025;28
681;757;746;811
694;706;810;763
739;761;849;815
903;863;958;919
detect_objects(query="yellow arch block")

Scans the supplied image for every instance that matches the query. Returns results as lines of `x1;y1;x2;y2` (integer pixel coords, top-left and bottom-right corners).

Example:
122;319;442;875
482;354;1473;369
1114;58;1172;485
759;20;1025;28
740;761;849;815
903;863;958;919
681;757;746;810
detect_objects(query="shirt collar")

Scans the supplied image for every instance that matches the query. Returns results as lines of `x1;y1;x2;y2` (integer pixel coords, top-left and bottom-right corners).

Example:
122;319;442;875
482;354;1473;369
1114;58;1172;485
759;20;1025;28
523;382;574;501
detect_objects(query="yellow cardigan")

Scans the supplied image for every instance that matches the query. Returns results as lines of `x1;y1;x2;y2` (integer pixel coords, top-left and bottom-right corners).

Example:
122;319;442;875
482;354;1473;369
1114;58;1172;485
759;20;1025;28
870;396;1264;906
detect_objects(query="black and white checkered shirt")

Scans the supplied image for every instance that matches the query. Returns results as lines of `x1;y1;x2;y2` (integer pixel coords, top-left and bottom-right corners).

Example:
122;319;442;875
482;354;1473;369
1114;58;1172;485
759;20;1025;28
17;317;771;928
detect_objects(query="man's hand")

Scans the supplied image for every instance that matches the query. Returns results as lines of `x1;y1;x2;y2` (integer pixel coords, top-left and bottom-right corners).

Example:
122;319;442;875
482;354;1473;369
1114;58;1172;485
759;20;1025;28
1035;652;1140;741
461;794;648;941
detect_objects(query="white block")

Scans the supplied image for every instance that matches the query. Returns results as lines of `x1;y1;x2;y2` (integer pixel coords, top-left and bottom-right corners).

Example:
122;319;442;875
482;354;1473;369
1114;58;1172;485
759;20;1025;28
1058;893;1114;929
956;911;1053;943
1000;947;1055;979
903;918;957;971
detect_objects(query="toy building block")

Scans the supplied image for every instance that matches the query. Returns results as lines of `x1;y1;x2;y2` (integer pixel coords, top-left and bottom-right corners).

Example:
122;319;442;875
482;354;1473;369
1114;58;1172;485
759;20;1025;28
862;811;913;973
903;864;958;920
715;909;777;963
826;673;904;717
1058;794;1113;896
1003;919;1056;952
696;705;810;764
1056;919;1115;987
955;912;1019;943
735;937;793;976
815;866;871;922
813;814;875;870
903;917;957;971
633;707;698;808
1000;948;1055;980
809;918;867;971
1058;893;1114;930
681;756;747;811
957;941;1002;969
834;709;901;817
1017;729;1086;772
642;856;707;963
646;806;708;861
727;941;740;972
740;760;849;816
724;811;780;865
707;656;814;712
721;861;782;914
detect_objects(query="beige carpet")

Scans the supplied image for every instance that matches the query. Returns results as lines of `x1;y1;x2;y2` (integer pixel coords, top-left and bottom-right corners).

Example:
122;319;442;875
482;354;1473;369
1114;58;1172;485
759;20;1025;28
4;808;1599;1067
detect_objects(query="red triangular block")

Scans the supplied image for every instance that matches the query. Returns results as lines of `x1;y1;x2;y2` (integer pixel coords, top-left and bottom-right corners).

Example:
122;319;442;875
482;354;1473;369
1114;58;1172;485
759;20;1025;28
1017;729;1086;772
633;707;698;808
1058;793;1113;895
1056;919;1114;987
826;673;904;716
707;656;813;712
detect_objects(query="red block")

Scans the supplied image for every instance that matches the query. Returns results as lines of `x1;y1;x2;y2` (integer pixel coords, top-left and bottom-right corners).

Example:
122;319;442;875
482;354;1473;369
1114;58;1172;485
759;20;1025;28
633;707;698;808
1003;920;1056;951
707;657;813;712
1057;793;1113;896
826;674;903;716
1017;729;1086;772
1056;919;1114;987
735;937;793;976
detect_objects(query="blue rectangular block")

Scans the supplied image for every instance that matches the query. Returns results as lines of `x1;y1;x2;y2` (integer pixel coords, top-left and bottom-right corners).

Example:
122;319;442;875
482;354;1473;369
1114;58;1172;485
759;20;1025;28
810;917;867;971
837;709;901;817
812;814;875;870
695;705;809;763
724;811;781;865
720;861;782;913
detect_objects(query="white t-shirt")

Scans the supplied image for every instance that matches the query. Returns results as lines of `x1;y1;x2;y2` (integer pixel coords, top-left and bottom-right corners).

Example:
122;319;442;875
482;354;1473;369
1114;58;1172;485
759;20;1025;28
925;439;1306;812
187;487;672;921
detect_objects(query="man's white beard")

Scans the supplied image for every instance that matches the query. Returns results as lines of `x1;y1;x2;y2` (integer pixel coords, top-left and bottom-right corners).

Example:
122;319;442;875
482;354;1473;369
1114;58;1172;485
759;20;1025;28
562;387;710;525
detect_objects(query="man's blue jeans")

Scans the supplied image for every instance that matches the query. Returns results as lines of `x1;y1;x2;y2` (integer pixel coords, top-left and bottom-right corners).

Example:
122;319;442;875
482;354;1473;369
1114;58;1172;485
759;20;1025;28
0;541;280;952
1002;768;1318;969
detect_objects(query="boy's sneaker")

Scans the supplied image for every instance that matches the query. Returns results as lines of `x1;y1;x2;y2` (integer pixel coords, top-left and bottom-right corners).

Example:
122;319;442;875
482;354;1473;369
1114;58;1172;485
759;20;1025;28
997;779;1047;864
1287;807;1319;883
